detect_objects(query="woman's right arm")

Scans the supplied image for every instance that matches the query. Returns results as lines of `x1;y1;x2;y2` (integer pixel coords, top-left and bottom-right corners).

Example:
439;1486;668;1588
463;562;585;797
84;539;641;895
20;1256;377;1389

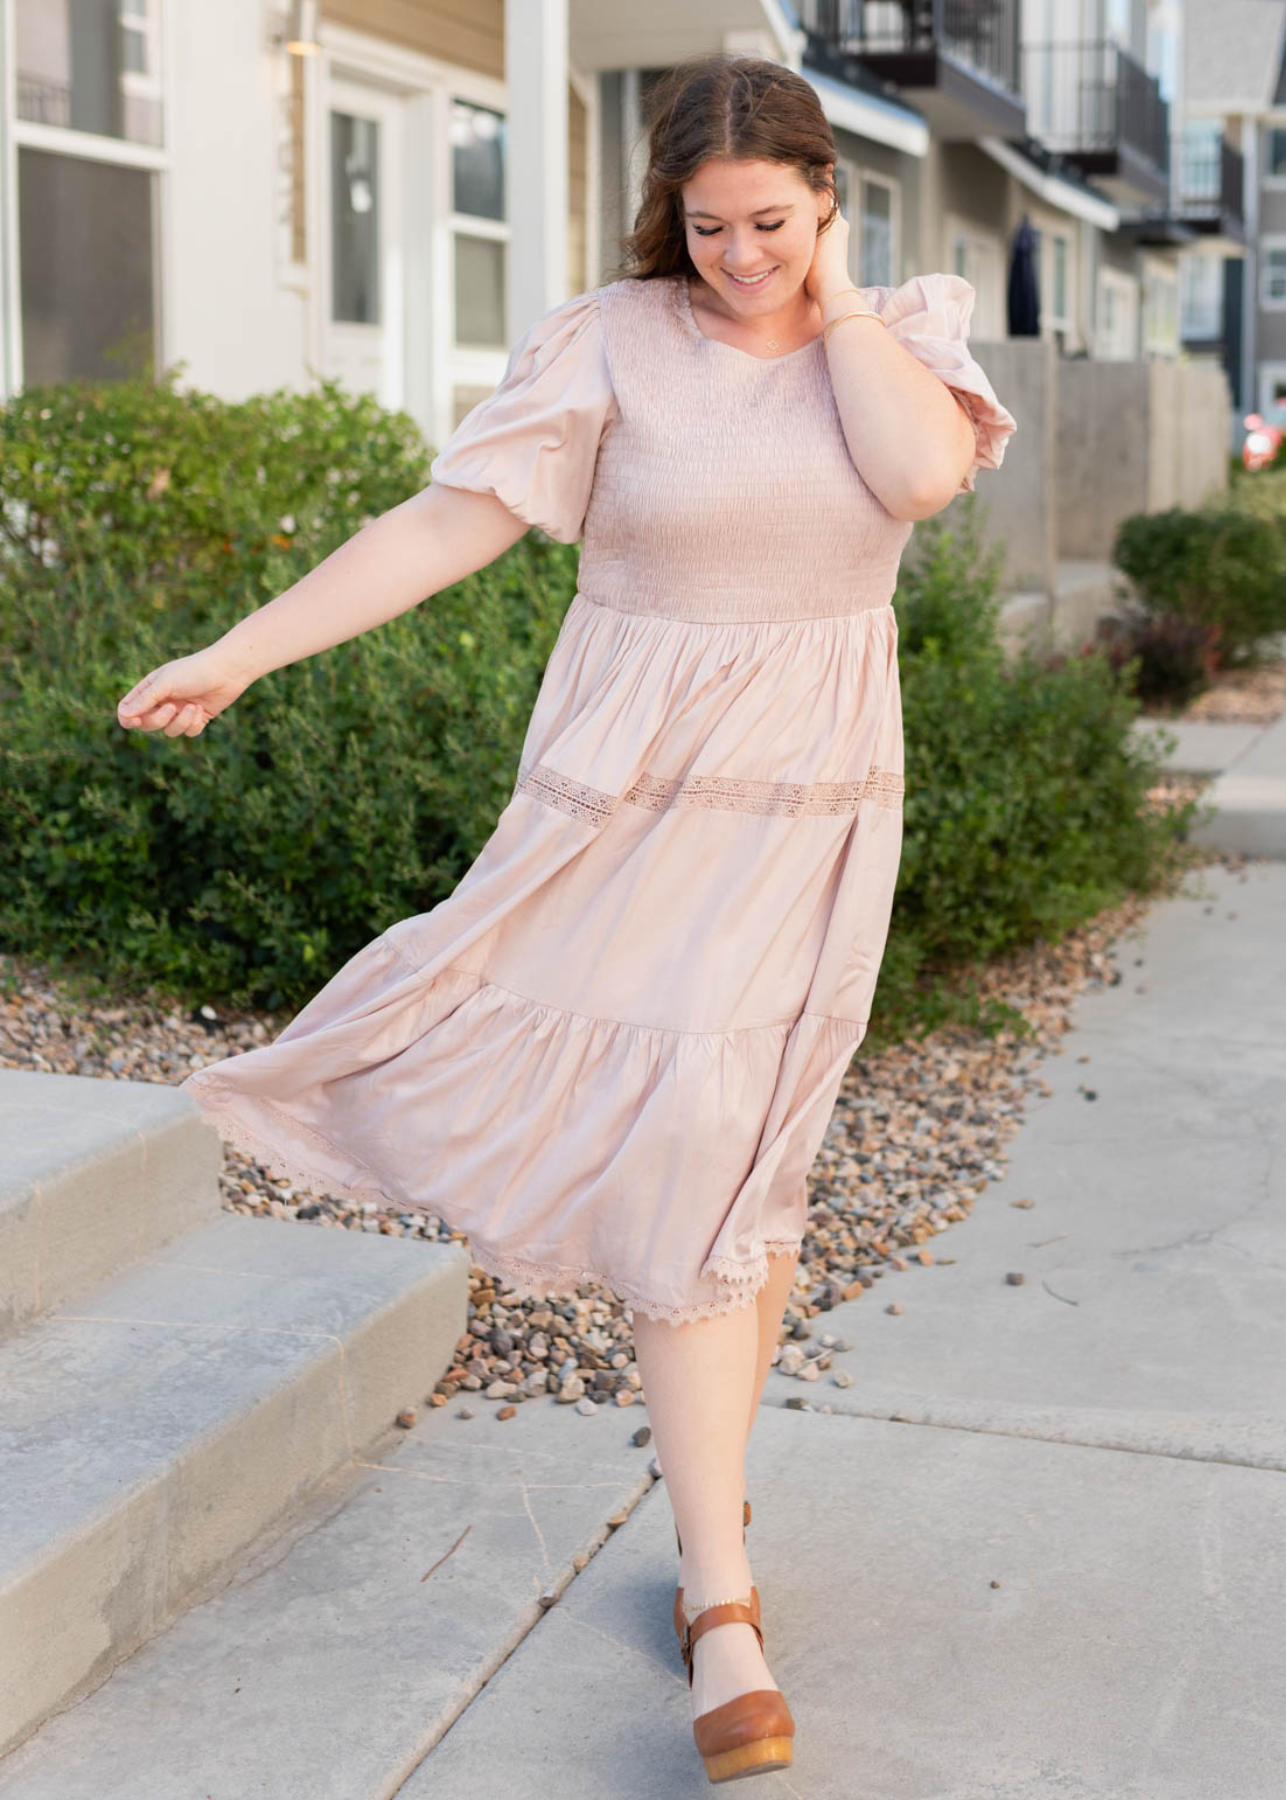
116;482;530;737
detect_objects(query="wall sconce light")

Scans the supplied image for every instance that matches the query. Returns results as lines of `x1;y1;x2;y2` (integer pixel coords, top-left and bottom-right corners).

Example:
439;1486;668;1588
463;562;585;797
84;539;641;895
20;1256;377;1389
283;0;321;56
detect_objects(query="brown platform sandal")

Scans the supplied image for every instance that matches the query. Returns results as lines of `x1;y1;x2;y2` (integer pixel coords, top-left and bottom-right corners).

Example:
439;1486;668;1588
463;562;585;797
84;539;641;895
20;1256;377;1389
674;1499;758;1648
680;1597;795;1783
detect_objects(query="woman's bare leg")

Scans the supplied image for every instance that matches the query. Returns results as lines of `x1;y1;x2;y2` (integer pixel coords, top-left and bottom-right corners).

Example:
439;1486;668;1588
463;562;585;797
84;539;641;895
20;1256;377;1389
632;1300;780;1719
745;1247;801;1443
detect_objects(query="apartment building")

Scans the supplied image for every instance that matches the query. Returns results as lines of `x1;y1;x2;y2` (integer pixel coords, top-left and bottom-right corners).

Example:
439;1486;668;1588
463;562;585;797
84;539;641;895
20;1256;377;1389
0;0;1235;636
0;1;1211;405
1179;0;1284;431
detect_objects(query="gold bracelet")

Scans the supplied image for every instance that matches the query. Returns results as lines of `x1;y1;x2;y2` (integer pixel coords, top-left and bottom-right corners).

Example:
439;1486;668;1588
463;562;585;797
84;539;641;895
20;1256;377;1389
822;308;888;348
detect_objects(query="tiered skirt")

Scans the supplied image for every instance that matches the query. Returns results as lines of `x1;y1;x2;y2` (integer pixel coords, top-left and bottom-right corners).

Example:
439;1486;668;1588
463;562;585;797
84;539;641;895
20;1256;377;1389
179;593;904;1325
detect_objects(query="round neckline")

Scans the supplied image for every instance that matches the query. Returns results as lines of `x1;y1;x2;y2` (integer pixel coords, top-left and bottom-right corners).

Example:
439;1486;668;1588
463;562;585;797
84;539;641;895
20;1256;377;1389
672;273;824;365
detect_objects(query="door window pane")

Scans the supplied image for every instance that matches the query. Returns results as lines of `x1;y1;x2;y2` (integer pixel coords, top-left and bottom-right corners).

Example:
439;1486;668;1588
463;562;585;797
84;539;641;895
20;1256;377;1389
1053;235;1068;319
331;111;380;325
451;101;505;221
19;146;154;385
15;0;163;146
454;235;506;348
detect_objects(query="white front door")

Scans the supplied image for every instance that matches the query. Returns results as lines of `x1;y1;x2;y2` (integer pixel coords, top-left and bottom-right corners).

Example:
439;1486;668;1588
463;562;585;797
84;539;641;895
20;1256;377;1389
323;76;405;408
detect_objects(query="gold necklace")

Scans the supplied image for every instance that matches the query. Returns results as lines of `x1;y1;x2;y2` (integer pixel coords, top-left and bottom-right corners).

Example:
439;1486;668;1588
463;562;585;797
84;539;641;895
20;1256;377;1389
689;277;799;356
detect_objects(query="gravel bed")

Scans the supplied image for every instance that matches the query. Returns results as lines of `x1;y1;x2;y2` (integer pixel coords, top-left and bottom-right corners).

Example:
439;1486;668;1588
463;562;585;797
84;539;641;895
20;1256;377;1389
1140;654;1286;727
1;832;1245;1422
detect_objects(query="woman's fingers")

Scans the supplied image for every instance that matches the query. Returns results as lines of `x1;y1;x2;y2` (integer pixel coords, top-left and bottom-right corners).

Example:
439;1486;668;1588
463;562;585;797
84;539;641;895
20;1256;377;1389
118;648;247;734
119;675;161;721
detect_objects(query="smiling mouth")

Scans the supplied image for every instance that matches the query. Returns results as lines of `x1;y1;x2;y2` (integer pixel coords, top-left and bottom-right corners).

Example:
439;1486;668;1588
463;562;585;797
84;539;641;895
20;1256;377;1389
725;268;777;287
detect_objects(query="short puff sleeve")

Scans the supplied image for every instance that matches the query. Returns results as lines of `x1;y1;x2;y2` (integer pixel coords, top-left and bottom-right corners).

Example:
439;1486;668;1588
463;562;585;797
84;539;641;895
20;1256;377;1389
862;273;1017;494
428;287;617;543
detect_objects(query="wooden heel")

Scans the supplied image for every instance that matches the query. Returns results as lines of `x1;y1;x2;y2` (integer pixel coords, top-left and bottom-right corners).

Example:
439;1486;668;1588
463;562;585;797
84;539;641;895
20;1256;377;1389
682;1600;795;1783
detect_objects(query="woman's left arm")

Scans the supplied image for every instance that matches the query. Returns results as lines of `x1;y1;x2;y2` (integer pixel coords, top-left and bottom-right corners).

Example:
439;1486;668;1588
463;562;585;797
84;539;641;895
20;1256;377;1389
808;206;991;521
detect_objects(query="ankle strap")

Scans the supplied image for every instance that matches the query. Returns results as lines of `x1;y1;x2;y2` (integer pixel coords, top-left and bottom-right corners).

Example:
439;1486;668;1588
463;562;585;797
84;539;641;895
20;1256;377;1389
681;1599;765;1686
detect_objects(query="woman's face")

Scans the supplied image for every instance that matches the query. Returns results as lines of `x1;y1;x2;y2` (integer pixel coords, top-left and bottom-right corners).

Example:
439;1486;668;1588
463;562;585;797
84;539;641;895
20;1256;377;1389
679;157;831;313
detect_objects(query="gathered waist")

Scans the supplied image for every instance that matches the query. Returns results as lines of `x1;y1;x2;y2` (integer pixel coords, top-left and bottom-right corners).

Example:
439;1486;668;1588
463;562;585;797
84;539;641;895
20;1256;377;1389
572;587;898;628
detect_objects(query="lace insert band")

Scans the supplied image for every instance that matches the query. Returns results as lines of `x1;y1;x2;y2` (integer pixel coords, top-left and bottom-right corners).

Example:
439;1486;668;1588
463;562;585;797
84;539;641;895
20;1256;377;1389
515;759;904;827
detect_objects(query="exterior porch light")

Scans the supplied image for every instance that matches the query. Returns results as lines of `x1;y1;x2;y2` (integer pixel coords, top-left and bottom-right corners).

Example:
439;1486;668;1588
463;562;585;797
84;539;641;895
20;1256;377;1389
283;0;321;56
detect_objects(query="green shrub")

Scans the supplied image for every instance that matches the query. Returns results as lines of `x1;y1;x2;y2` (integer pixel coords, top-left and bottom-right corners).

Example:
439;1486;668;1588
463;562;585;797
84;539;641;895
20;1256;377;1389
1111;503;1286;668
0;362;430;658
0;368;576;1010
2;375;1200;1037
869;503;1200;1047
1091;611;1223;710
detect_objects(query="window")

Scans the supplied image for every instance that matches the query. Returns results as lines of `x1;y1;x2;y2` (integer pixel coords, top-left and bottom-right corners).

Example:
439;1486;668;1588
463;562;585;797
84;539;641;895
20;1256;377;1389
1180;254;1223;340
12;0;165;385
15;0;163;147
1028;222;1072;333
834;159;898;287
945;218;1003;337
860;176;895;287
1263;241;1286;306
1096;268;1137;360
1180;119;1223;202
1268;128;1286;180
18;147;155;385
451;99;508;350
1142;261;1178;354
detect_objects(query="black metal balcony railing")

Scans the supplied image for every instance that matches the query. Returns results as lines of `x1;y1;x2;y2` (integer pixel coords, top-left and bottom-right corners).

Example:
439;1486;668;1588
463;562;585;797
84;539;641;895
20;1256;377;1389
800;0;1023;100
1023;39;1169;182
1179;134;1244;220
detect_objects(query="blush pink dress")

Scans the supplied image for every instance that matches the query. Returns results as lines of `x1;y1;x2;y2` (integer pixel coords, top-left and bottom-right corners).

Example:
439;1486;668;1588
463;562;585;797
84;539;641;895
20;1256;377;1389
178;270;1016;1326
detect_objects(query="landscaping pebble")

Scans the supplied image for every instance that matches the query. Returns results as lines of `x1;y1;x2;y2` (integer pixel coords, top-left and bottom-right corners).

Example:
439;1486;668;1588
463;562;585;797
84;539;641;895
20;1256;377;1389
1140;654;1286;727
0;838;1246;1413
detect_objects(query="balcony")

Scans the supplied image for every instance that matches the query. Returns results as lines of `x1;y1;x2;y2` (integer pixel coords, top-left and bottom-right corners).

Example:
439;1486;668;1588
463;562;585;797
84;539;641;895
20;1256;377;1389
1174;129;1246;253
796;0;1027;141
1022;38;1169;208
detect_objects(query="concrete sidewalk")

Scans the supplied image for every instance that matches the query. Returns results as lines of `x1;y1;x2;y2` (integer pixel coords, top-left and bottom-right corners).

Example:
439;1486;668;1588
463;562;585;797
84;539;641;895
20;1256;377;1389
408;856;1286;1798
1132;704;1286;858
2;860;1281;1797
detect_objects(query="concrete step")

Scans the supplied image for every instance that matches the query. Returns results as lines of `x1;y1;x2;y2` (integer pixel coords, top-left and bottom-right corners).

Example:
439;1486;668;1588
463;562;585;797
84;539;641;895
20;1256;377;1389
1130;708;1286;858
0;1069;222;1342
999;559;1127;657
0;1377;655;1798
1130;717;1266;777
0;1206;469;1757
1188;707;1286;857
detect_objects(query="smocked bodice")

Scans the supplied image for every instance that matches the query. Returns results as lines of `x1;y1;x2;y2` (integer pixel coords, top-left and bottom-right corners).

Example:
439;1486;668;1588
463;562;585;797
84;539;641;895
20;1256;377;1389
575;276;912;621
427;268;1016;625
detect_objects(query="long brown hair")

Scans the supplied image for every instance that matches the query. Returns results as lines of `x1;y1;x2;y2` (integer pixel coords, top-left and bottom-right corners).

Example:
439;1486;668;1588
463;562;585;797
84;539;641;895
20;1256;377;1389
607;54;840;285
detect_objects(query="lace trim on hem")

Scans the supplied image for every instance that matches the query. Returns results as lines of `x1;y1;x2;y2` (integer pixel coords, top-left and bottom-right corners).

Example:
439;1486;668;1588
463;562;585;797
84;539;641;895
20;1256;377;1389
471;1241;804;1326
181;1071;408;1209
515;760;904;828
180;1073;803;1328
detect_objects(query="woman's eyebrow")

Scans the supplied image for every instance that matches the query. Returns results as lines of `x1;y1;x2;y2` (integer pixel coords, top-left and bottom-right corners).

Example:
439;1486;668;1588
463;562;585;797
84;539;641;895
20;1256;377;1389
683;203;797;220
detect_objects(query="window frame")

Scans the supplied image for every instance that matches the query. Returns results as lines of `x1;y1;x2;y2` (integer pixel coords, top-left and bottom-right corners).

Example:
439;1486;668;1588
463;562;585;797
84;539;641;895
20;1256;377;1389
1260;236;1286;309
833;155;901;290
4;0;171;394
448;95;510;357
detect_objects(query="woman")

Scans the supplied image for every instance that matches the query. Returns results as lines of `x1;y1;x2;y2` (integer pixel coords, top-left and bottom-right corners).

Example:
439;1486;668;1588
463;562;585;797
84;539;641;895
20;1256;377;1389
117;53;1014;1783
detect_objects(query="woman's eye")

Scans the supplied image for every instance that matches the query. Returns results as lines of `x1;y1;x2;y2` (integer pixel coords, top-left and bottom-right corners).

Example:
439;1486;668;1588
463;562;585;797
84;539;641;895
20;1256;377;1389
692;222;785;237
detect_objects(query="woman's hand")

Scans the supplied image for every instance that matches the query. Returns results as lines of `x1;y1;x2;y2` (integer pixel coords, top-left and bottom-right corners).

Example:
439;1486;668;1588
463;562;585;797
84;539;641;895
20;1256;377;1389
804;167;854;309
117;646;255;737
